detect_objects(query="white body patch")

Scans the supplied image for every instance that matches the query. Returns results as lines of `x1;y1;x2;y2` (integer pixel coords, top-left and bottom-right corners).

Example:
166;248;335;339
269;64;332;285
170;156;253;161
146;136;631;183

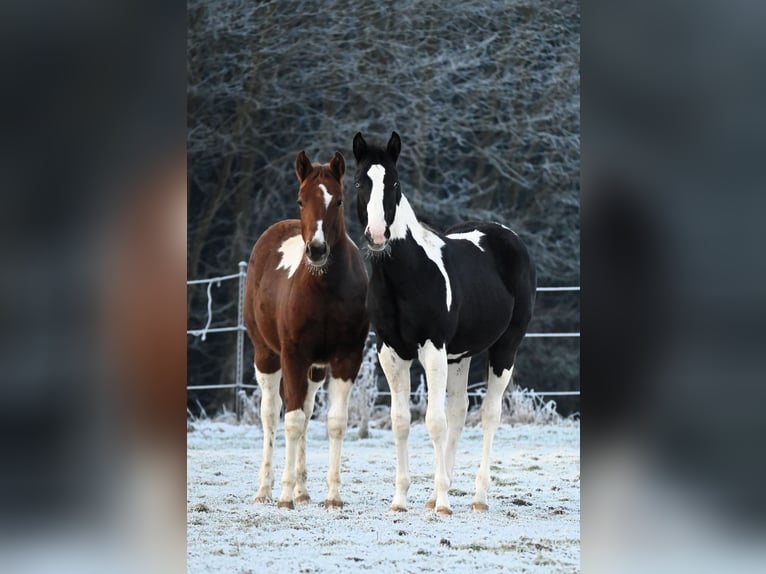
366;164;387;243
496;222;518;236
277;234;304;278
447;230;485;251
313;220;325;243
319;184;333;209
389;194;452;310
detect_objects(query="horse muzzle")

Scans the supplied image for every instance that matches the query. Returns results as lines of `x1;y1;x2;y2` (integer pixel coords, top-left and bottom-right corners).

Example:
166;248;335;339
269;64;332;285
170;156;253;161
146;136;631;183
305;241;329;267
364;227;389;251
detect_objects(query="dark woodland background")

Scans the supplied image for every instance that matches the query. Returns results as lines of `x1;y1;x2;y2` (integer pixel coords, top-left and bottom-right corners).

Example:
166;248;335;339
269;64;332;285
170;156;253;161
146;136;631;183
187;0;580;416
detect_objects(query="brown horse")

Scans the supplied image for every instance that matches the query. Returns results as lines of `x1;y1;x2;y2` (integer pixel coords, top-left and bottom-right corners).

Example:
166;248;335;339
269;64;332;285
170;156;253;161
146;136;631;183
244;150;369;509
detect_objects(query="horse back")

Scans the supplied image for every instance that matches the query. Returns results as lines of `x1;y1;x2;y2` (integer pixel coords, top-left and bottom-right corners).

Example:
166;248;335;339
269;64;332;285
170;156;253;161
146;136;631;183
442;222;536;355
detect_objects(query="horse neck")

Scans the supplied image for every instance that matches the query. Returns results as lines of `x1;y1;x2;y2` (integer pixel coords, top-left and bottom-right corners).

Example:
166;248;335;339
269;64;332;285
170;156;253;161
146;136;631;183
389;193;424;242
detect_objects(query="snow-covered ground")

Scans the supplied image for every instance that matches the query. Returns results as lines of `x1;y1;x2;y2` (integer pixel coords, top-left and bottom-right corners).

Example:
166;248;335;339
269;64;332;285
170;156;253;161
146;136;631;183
187;419;579;573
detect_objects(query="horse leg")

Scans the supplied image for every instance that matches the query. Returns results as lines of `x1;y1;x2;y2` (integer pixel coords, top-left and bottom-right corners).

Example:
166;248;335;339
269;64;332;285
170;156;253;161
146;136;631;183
324;351;364;508
294;366;324;504
253;348;282;504
378;344;412;512
418;340;451;516
472;320;528;512
277;354;310;509
426;357;470;510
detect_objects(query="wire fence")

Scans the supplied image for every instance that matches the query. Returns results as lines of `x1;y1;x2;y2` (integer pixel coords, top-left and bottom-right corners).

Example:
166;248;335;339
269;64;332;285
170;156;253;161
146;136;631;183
187;263;580;418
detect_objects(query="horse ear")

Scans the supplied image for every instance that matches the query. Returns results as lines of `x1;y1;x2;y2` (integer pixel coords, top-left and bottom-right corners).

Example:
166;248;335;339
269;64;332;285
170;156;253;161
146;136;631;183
353;132;367;162
330;151;345;181
295;150;312;183
387;131;401;163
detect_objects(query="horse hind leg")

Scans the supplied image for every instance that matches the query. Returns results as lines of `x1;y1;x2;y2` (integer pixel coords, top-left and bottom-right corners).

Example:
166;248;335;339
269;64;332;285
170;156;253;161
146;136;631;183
426;357;470;510
293;366;325;504
472;321;528;512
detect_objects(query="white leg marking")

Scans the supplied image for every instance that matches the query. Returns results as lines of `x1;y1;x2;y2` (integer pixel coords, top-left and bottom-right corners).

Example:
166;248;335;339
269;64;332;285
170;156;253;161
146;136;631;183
378;344;412;511
312;220;325;243
255;367;282;502
473;366;514;510
278;408;306;507
366;164;387;244
277;234;304;278
325;377;352;506
446;230;485;251
418;340;452;514
294;380;321;503
319;184;332;209
427;357;470;508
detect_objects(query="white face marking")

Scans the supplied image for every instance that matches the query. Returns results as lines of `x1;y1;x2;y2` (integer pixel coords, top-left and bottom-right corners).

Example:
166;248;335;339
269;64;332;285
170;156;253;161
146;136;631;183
366;164;387;244
276;234;304;278
447;230;485;251
312;220;325;244
319;183;333;209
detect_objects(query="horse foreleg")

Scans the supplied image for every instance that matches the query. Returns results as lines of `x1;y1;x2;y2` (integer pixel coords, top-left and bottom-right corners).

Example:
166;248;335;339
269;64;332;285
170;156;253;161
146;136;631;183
426;357;469;510
379;344;412;512
294;378;321;504
419;340;451;516
324;376;352;508
255;367;282;503
277;359;309;509
472;365;513;512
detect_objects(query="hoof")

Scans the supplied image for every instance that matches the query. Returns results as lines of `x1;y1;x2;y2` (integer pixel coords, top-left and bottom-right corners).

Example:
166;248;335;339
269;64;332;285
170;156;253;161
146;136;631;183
254;496;272;504
389;505;408;513
436;506;453;516
295;494;311;504
471;502;489;513
324;499;344;509
276;500;294;509
424;500;436;510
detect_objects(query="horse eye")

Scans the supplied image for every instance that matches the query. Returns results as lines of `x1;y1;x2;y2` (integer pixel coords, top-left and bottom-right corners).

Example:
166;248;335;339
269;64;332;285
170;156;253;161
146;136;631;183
297;200;303;207
393;181;399;188
337;199;343;206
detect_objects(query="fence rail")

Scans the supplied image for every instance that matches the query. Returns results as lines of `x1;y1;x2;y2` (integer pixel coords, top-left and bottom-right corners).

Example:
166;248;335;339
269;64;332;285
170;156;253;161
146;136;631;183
187;263;580;418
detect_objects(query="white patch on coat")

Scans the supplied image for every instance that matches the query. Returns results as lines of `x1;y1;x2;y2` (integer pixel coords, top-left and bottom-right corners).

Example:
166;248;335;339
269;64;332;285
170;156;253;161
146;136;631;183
496;222;518;236
277;234;304;278
313;220;325;243
366;164;387;243
389;195;452;310
447;230;485;251
319;184;333;209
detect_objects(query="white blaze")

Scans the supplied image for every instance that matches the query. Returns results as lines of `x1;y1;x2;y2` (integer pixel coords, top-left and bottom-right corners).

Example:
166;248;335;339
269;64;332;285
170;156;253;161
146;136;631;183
366;164;387;244
277;234;304;278
313;220;325;244
319;184;333;209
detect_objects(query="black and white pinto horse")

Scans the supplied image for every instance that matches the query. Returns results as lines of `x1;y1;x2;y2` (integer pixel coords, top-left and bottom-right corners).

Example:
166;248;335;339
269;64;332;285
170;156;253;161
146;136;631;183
352;132;537;515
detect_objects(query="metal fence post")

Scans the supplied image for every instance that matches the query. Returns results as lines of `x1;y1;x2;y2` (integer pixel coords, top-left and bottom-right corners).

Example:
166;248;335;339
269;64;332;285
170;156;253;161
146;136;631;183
235;261;248;421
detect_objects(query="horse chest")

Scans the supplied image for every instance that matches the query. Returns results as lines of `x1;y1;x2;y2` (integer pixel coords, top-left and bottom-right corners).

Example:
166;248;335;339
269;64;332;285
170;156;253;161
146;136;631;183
368;272;455;359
